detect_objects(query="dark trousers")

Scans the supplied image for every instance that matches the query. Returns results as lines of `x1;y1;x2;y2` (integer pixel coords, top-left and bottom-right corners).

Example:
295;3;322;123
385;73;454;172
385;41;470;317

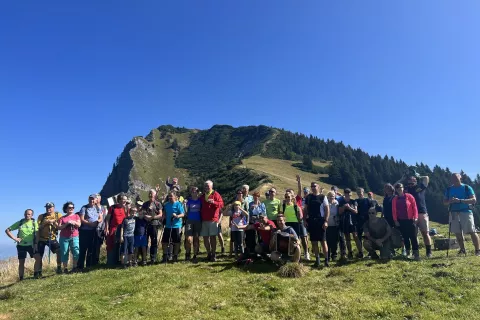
245;228;257;254
95;236;103;265
231;231;244;255
147;224;159;261
326;226;345;258
77;229;97;269
398;219;419;251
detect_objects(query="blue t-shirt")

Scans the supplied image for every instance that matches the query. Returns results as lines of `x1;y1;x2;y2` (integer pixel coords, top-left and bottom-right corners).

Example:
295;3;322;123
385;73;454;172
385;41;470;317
79;205;100;230
249;201;266;217
164;201;185;228
134;217;147;236
186;198;201;221
444;184;475;213
122;217;136;237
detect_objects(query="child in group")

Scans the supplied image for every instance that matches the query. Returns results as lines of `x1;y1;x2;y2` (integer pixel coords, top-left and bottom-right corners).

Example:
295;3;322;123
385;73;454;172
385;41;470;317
134;207;148;266
227;201;249;258
120;206;136;268
57;202;81;274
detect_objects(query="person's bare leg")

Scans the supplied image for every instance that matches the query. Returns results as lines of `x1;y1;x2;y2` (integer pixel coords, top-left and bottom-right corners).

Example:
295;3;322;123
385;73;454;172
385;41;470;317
292;246;301;263
203;236;211;255
455;233;465;251
193;236;200;255
470;232;480;251
185;236;193;255
353;233;362;255
210;236;217;258
321;240;329;265
301;236;309;256
217;233;224;253
345;233;353;255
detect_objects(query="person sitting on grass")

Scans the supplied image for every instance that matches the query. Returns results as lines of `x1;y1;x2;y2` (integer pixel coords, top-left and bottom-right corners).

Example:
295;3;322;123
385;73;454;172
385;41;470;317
226;201;248;259
134;207;148;266
251;212;276;257
270;215;301;264
5;209;40;281
57;202;81;274
363;210;392;261
120;206;136;268
161;192;185;263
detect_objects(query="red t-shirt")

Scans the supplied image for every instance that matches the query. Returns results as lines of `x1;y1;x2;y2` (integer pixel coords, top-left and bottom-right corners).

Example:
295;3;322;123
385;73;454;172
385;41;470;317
58;214;80;238
254;220;276;245
295;195;303;207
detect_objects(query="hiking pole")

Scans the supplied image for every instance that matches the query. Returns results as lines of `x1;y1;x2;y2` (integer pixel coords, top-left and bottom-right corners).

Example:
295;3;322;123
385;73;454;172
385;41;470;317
167;217;174;260
48;225;52;265
447;211;452;258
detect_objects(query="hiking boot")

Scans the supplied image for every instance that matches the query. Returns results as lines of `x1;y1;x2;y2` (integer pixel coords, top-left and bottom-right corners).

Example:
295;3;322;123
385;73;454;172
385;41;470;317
172;255;178;263
458;249;467;256
426;251;433;258
347;252;354;260
63;268;69;274
185;253;191;261
56;266;62;274
141;261;147;267
356;252;364;259
19;276;24;281
304;252;311;261
324;259;330;267
475;250;480;257
206;253;212;262
406;250;411;257
221;247;225;255
192;255;198;264
33;272;39;279
413;250;420;261
211;254;217;262
161;255;168;264
313;256;321;268
340;254;348;262
370;252;380;260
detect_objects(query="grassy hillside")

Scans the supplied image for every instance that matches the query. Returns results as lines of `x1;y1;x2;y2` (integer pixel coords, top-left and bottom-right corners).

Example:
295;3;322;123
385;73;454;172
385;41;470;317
2;221;480;320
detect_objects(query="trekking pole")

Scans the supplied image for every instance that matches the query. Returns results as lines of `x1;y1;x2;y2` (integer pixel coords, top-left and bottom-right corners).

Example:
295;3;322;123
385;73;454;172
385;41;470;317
447;211;452;258
168;217;174;260
48;225;52;265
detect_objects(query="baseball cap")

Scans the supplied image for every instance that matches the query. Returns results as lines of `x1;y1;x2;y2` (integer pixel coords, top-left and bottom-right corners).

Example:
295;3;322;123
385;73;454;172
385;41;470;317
44;202;54;208
136;200;144;206
303;187;310;193
89;194;97;199
234;201;242;206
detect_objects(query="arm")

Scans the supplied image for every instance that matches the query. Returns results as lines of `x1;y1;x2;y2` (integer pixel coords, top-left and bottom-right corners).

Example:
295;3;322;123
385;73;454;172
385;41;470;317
57;218;68;230
296;175;302;198
420;175;429;187
379;225;392;244
323;203;330;230
392;198;398;222
240;208;249;224
5;224;21;243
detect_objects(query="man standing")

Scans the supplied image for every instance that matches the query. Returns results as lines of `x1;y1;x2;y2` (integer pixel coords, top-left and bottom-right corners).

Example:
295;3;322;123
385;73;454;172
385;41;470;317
142;189;163;264
78;195;103;270
304;181;330;267
5;209;40;280
263;187;281;224
443;173;480;256
200;180;224;262
35;202;62;275
354;188;382;258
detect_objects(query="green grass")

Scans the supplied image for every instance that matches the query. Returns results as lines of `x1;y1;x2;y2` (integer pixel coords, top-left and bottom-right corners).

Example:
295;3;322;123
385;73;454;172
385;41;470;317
2;222;480;320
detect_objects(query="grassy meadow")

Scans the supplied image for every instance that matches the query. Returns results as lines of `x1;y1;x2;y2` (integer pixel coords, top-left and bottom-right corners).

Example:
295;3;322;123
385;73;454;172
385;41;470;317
2;221;480;320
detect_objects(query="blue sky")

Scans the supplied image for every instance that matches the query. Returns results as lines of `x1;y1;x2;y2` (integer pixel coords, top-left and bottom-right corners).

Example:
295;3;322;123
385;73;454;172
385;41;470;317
1;1;479;250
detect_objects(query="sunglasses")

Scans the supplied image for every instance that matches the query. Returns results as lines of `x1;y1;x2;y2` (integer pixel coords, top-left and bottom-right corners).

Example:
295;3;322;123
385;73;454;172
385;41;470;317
68;206;74;209
269;191;275;193
396;186;403;189
285;196;291;199
310;185;317;188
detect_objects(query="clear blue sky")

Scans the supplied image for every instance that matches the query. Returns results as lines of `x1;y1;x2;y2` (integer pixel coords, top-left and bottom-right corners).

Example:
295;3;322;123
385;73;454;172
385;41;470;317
1;1;479;250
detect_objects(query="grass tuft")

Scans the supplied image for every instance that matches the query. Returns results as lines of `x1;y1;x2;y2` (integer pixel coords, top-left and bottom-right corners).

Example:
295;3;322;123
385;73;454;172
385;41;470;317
277;263;308;278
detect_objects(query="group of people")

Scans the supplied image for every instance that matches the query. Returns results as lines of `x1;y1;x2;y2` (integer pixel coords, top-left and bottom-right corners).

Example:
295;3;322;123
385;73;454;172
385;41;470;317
5;172;479;281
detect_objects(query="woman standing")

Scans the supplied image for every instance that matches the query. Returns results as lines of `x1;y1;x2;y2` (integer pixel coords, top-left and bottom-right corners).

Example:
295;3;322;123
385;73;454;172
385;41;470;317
392;183;420;260
246;191;266;255
325;191;345;261
57;202;81;273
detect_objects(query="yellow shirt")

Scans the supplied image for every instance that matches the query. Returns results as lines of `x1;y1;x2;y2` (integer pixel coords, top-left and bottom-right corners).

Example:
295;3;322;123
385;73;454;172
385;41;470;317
37;212;62;241
205;190;214;201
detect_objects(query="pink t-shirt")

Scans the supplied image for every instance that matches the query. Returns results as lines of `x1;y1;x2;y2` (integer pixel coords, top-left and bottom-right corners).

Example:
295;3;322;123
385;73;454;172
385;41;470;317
59;214;80;238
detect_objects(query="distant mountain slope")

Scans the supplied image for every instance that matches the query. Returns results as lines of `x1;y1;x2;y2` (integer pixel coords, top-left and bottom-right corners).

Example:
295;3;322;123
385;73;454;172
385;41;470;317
100;125;480;224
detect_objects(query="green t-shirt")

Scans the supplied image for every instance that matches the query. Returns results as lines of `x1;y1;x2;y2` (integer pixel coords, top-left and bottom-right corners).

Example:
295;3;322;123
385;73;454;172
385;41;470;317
263;198;281;220
283;204;298;223
8;219;36;246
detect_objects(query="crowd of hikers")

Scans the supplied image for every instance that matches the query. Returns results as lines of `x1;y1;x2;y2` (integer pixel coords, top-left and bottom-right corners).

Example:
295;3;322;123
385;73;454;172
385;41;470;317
5;171;479;281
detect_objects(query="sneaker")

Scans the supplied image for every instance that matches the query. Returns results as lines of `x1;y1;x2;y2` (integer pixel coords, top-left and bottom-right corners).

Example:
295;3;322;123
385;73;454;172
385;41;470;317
356;252;364;259
406;250;411;257
458;249;467;256
70;268;79;273
475;250;480;257
56;266;62;274
426;252;433;258
33;272;39;279
304;252;311;261
132;261;138;267
313;257;321;268
413;250;420;261
211;254;217;262
347;252;354;259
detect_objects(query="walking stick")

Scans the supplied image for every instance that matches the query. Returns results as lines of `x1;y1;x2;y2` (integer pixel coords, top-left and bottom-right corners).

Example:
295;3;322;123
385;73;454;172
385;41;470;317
447;211;452;258
48;225;52;265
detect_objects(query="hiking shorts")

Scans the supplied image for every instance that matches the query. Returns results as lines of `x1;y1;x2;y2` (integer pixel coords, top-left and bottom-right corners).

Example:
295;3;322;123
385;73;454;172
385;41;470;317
417;213;429;233
451;212;476;234
122;236;134;254
307;218;327;242
134;235;147;248
286;222;306;237
36;240;60;256
200;221;219;237
185;220;202;237
17;245;34;259
162;228;181;244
